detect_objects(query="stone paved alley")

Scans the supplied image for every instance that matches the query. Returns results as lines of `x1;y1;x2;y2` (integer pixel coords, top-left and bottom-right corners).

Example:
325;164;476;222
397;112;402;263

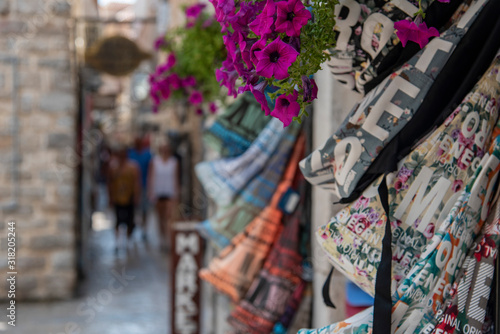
3;212;170;334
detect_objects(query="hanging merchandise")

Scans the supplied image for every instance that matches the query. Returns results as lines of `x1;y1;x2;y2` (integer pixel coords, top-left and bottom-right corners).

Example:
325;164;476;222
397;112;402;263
315;49;500;296
298;142;500;334
346;5;500;205
430;195;500;334
204;93;270;158
328;0;462;94
199;136;305;302
299;52;500;334
299;0;490;200
391;147;500;334
197;122;300;248
273;281;307;334
228;175;307;333
299;306;375;334
196;117;286;207
287;283;313;333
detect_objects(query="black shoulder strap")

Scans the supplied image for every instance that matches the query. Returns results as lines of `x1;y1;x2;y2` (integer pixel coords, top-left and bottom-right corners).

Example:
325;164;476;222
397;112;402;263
322;267;336;309
373;175;393;334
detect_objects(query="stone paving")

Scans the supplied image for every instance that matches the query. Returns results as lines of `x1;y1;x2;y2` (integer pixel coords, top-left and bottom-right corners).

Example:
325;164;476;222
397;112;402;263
4;211;170;334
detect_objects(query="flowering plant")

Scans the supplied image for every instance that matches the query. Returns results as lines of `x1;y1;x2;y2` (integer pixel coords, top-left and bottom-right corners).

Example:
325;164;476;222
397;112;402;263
211;0;338;126
150;3;226;115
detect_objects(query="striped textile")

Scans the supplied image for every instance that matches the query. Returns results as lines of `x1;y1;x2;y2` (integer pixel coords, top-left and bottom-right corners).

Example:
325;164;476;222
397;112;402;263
199;136;305;302
198;123;300;248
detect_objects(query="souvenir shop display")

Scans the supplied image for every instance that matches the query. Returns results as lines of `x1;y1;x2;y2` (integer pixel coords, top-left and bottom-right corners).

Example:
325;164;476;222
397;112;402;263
195;0;500;332
297;0;500;333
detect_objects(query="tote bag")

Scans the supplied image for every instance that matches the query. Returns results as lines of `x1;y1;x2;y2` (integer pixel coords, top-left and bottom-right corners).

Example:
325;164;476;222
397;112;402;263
315;49;500;297
197;123;300;248
199;136;305;302
300;0;489;200
298;139;500;334
328;0;464;94
228;179;306;333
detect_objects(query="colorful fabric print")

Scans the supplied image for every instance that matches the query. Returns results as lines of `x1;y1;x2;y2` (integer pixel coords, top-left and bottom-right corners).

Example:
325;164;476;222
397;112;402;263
428;197;500;334
329;0;432;94
300;0;489;200
315;48;500;297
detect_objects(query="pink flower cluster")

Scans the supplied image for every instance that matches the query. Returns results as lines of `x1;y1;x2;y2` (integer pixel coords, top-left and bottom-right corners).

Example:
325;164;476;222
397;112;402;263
149;53;217;115
210;0;317;126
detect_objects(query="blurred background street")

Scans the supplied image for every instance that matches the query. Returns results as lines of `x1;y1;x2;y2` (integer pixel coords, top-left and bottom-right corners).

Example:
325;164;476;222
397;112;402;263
5;211;170;334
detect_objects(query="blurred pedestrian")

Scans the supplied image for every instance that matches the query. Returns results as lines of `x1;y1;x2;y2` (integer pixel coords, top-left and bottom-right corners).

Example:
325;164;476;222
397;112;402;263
108;147;141;252
148;142;180;251
128;136;153;240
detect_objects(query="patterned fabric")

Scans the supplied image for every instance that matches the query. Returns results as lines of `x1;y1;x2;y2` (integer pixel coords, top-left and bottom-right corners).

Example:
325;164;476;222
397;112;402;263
196;117;285;207
298;306;374;334
197;123;300;248
391;145;500;333
228;179;306;333
315;49;500;297
300;0;488;200
298;140;500;334
199;136;305;302
287;283;313;334
431;199;500;334
204;93;269;157
329;0;432;94
272;281;306;334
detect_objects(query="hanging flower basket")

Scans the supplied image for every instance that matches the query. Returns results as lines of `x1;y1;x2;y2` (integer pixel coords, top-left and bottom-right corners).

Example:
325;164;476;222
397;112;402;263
150;3;226;115
211;0;338;126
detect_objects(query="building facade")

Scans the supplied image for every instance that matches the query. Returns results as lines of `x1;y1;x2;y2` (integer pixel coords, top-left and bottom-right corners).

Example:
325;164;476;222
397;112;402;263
0;0;77;300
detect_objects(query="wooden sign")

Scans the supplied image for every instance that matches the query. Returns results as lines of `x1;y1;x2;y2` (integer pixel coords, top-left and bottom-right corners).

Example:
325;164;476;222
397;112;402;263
85;36;151;77
171;222;203;334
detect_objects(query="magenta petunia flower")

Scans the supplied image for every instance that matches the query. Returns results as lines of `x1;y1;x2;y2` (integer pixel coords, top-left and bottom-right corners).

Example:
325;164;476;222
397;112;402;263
250;38;267;66
239;39;255;69
189;91;203;105
255;37;299;80
154;37;167;50
209;102;218;113
157;79;171;100
168;73;182;89
186;3;206;19
249;0;276;37
275;0;311;37
195;108;204;115
182;76;197;87
166;53;176;70
394;19;439;49
216;61;239;98
230;1;264;34
271;90;300;127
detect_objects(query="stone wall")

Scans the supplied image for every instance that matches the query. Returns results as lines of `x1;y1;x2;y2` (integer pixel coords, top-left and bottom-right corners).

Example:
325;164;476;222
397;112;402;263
0;0;77;300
